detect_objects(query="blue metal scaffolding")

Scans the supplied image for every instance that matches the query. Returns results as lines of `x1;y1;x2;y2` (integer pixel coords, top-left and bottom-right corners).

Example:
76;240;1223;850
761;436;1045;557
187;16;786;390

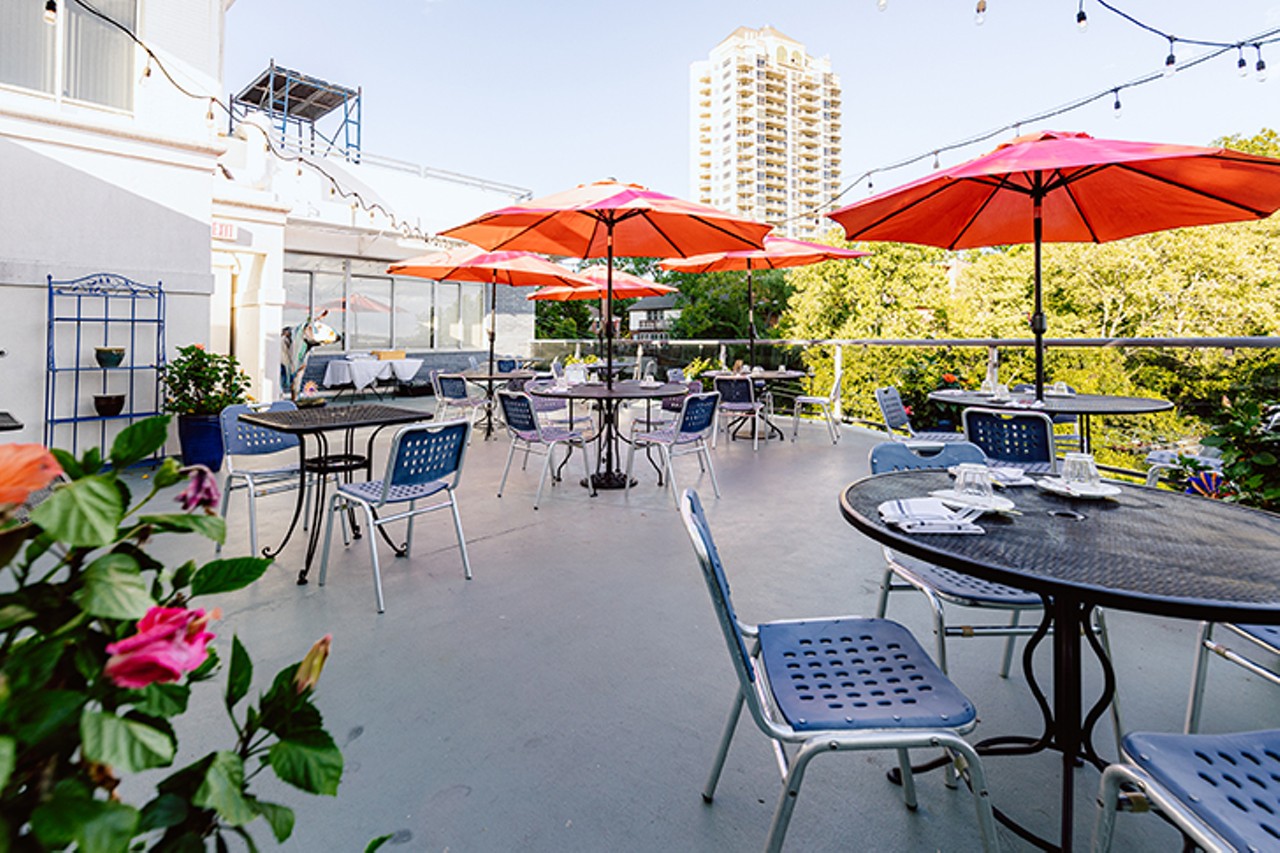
231;62;362;161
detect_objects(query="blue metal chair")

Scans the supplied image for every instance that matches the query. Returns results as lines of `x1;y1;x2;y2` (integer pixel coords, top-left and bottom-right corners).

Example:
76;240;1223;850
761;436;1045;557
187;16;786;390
679;490;999;853
495;391;591;510
625;391;720;505
962;407;1059;474
217;402;310;556
713;376;766;451
434;373;489;438
870;440;1050;677
496;357;517;373
1012;383;1081;450
1094;729;1280;852
318;420;472;613
874;386;967;448
1185;623;1280;733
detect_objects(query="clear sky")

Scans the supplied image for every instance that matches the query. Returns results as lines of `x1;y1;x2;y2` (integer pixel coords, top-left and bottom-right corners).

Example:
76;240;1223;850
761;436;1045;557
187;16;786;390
223;1;1280;207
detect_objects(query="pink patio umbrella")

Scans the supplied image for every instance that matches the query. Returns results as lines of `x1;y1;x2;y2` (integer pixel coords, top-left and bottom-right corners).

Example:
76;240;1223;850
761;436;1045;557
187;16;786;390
388;245;592;375
527;266;677;302
660;235;868;366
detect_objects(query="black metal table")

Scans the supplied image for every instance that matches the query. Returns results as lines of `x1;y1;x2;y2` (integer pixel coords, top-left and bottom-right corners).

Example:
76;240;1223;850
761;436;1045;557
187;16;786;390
239;404;432;584
840;470;1280;852
927;391;1173;453
0;412;22;432
529;381;687;490
461;369;535;439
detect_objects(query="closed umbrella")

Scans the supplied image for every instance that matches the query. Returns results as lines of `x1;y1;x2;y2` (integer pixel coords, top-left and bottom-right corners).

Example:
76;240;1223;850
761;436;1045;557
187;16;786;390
660;235;868;366
387;246;591;376
828;130;1280;398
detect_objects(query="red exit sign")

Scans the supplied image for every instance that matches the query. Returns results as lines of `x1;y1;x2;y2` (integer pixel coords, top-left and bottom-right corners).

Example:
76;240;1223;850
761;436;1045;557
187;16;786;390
211;221;238;241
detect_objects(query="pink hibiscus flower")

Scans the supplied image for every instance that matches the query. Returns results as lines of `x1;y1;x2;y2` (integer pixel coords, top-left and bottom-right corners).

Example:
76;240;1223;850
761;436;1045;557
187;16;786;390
104;606;219;689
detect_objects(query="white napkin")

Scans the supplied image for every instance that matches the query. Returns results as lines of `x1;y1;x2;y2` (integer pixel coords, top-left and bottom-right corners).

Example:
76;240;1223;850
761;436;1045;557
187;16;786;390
877;498;985;534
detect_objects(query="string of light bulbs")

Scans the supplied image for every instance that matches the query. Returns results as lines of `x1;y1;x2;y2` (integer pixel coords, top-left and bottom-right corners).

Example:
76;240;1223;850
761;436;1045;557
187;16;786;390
46;0;432;242
782;17;1280;228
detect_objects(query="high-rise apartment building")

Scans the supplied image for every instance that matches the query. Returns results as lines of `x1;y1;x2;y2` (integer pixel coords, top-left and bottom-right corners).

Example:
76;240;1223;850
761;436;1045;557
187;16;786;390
690;27;842;240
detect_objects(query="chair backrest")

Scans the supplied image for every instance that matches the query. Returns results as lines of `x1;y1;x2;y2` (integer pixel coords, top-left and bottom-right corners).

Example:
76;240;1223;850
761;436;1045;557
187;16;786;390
666;367;686;383
497;358;517;373
550;358;564;379
380;420;470;502
826;358;844;405
468;355;480;370
1012;384;1078;425
437;374;469;401
504;376;529;393
869;440;986;474
713;376;755;406
496;390;539;436
677;392;720;440
962;408;1057;471
221;402;299;458
661;379;703;413
874;387;913;434
680;490;757;689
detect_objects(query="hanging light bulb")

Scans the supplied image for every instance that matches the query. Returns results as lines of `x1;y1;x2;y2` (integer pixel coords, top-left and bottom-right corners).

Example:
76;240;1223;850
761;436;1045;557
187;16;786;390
43;0;57;25
974;0;987;26
1164;38;1177;76
1239;46;1249;77
139;58;152;85
1256;47;1268;83
1076;1;1088;32
877;0;888;11
1112;89;1122;119
932;151;940;169
205;101;215;126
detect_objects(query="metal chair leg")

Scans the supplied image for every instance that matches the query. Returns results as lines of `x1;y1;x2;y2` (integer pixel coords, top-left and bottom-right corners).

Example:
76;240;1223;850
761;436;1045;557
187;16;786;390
216;475;234;555
875;564;895;618
404;499;416;557
361;504;384;613
896;748;918;809
535;448;553;509
1184;621;1214;733
318;493;342;588
1000;610;1021;678
702;690;745;803
498;438;518;497
1092;763;1126;853
702;442;721;499
449;494;472;580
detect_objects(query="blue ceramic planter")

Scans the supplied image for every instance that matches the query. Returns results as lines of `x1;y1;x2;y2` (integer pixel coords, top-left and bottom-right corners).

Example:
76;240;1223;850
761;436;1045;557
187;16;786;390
177;414;224;472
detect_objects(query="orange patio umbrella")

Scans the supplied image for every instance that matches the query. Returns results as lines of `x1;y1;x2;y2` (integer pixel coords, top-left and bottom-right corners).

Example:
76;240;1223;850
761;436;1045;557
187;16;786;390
660;235;868;365
441;180;770;390
527;266;677;302
388;245;591;376
828;130;1280;398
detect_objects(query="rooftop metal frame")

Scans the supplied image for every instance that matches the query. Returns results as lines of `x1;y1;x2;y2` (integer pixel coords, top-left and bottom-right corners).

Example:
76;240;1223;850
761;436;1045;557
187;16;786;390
231;62;362;161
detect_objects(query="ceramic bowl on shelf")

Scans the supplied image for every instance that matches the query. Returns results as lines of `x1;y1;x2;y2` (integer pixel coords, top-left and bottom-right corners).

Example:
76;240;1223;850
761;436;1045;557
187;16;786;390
93;394;125;417
94;346;126;368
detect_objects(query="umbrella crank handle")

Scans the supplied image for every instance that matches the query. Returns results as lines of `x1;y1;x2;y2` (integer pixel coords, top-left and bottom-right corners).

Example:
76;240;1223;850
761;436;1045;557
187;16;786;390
1029;312;1047;334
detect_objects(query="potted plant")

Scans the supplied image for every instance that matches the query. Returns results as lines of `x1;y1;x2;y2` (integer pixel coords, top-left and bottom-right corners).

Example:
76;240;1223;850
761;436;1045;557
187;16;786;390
160;344;250;471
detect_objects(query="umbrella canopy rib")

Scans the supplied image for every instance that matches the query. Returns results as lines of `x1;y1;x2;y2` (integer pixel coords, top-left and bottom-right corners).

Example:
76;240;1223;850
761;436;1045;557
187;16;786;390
1107;162;1279;218
1060;181;1102;244
950;178;1015;250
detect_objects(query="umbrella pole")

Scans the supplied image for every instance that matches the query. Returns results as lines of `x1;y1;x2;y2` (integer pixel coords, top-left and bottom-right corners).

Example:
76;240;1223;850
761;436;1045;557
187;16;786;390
746;260;756;368
605;228;615;392
488;275;497;377
1032;187;1047;401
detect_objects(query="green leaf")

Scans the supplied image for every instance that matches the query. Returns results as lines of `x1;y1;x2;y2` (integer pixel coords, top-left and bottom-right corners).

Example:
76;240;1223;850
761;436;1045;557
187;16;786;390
0;522;35;567
190;557;271;597
73;553;154;620
365;834;394;852
139;793;188;831
51;447;84;480
252;799;295;843
30;474;124;547
227;636;252;708
12;690;84;744
83;446;104;475
193;751;256;826
0;603;36;630
1252;451;1277;466
189;644;220;682
268;729;344;795
171;559;197;591
78;800;141;853
152;456;185;489
0;736;15;791
139;513;226;544
132;683;190;718
111;416;172;469
31;780;90;847
80;710;175;773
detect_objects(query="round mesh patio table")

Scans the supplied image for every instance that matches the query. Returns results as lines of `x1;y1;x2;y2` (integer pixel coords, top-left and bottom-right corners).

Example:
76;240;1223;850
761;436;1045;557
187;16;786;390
927;391;1173;452
840;469;1280;851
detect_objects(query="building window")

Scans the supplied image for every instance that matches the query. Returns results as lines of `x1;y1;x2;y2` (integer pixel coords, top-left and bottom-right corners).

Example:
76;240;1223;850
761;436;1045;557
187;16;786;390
0;0;137;111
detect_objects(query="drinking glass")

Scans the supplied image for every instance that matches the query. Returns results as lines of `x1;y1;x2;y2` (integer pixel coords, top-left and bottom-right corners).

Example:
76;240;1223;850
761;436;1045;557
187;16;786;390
1062;452;1101;487
954;463;995;501
992;383;1011;401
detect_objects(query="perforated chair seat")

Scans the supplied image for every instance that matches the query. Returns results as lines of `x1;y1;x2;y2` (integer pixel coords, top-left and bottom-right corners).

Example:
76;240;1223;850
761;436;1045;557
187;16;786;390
1235;624;1280;649
888;551;1042;607
1115;730;1280;852
758;617;976;732
338;479;449;505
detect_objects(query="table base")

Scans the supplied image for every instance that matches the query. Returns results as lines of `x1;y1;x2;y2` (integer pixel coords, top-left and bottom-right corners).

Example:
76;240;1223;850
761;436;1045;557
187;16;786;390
584;471;636;490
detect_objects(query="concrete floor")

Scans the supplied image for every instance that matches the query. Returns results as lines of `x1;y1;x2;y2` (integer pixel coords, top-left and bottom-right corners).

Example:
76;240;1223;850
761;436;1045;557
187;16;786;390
143;402;1280;852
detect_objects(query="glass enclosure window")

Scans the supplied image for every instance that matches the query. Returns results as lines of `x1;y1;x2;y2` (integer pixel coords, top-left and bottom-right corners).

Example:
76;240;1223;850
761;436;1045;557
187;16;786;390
345;276;392;350
0;2;55;93
395;282;434;349
282;253;487;351
65;0;136;110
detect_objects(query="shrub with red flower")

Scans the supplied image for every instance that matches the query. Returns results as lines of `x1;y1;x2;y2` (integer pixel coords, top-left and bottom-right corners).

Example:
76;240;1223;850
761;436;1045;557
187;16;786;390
0;417;346;851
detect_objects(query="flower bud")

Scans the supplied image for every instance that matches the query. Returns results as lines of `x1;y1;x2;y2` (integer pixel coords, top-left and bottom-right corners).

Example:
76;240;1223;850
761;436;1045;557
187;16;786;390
294;634;332;695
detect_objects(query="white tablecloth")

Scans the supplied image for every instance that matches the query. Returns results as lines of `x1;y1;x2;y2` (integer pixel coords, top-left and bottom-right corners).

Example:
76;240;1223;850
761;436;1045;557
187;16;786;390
323;358;423;391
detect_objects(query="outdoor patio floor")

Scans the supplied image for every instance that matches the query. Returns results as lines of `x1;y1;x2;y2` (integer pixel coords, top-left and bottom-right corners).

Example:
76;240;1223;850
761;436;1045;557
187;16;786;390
141;400;1280;852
